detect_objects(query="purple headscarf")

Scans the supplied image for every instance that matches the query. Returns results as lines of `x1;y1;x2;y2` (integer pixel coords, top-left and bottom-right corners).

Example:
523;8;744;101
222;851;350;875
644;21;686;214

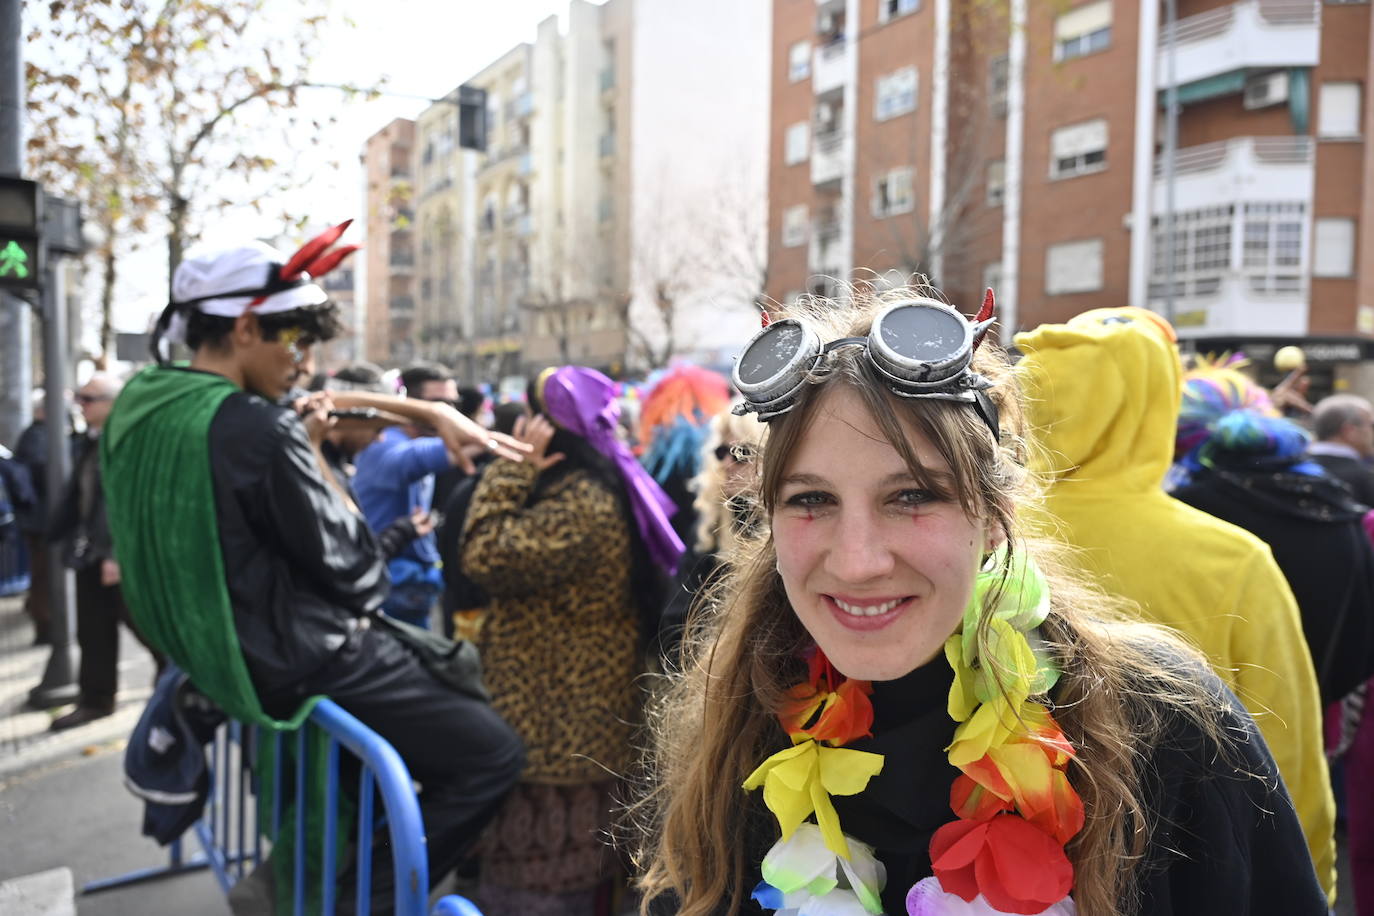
539;366;686;575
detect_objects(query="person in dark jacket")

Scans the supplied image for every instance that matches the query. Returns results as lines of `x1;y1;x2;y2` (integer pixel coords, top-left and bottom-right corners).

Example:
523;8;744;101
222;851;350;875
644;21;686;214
13;392;65;643
48;373;167;731
1307;393;1374;508
104;234;529;899
1171;367;1374;706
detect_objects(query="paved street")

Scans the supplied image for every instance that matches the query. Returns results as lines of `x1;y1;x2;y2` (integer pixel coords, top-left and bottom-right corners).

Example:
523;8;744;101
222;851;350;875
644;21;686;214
0;596;224;914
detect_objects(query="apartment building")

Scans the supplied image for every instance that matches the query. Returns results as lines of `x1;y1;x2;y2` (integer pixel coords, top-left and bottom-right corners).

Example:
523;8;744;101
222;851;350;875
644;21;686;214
361;118;418;365
768;0;1374;387
398;0;768;382
412;89;471;370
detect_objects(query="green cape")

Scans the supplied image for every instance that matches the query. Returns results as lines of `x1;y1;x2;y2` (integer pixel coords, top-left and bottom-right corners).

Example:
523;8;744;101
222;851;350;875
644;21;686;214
102;364;346;913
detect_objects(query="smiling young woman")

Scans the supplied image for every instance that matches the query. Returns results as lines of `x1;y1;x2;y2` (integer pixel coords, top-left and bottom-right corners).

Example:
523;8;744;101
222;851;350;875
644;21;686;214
629;291;1327;916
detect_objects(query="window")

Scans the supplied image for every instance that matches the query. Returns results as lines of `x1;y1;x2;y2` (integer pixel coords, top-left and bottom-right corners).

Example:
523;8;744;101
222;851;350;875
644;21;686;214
986;160;1006;207
989;55;1009;118
983;261;1004;296
1318;82;1362;138
1050;118;1108;178
879;0;920;23
1149;205;1233;300
785;122;810;165
1055;1;1112;61
789;41;812;82
1242;202;1306;293
1045;238;1104;294
872;167;914;217
1313;217;1355;277
782;205;810;248
875;67;918;121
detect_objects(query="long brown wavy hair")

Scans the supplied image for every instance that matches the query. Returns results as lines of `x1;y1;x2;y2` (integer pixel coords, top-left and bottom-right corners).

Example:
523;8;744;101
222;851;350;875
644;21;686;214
629;291;1230;916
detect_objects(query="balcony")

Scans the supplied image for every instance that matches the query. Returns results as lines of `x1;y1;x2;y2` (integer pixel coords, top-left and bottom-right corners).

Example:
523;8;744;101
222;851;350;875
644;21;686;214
599;67;615;93
599;133;616;158
1153;135;1313;211
390;295;416;313
811;130;845;188
1157;0;1319;89
517;152;533;177
813;41;848;96
507;92;533;120
389;249;416;270
504;209;533;237
1148;274;1306;336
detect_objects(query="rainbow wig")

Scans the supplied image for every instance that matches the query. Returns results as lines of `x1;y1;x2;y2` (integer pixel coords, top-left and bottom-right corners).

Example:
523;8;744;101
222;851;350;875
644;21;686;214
1174;365;1317;483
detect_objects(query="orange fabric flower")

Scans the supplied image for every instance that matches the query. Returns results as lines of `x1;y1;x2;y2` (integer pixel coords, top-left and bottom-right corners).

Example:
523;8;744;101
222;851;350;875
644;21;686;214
778;650;874;747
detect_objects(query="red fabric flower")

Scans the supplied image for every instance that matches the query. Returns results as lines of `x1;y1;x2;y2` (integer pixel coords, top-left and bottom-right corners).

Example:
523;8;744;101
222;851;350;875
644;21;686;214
930;814;1074;915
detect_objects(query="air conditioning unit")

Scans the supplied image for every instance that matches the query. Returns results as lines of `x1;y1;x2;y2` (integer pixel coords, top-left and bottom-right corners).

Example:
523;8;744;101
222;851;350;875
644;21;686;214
818;11;837;33
1243;72;1289;110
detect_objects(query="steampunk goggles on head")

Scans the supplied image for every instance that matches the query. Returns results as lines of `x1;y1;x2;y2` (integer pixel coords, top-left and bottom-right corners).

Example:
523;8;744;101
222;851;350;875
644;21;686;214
730;296;1001;440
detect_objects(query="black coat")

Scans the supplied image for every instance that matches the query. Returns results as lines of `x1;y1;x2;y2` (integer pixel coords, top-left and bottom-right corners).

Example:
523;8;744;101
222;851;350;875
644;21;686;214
206;387;389;693
1174;467;1374;704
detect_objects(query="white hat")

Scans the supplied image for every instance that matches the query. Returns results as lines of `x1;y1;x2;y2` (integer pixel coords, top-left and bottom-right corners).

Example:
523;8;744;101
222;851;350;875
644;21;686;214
172;240;327;318
156;221;357;358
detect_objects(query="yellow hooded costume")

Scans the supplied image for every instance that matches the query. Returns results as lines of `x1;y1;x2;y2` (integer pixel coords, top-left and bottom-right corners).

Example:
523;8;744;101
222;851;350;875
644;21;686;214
1014;307;1335;901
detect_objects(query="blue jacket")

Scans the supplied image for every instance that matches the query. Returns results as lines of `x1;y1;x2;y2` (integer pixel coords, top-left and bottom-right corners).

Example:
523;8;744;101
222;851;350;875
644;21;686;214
352;426;450;567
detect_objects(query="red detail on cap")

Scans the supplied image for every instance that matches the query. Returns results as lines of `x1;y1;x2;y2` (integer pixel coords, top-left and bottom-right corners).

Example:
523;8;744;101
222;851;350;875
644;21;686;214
281;220;355;281
761;311;772;327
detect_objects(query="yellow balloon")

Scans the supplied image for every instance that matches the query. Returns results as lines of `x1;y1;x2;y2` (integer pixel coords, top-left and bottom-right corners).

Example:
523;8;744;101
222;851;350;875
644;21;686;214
1274;346;1307;372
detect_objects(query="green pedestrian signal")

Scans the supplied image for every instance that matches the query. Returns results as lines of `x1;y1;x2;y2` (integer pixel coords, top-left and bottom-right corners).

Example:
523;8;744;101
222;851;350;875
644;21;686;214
0;240;30;278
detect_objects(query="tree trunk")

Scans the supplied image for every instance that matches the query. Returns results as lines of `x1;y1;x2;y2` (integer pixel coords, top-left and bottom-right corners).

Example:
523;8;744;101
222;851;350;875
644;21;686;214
97;243;117;369
167;192;189;298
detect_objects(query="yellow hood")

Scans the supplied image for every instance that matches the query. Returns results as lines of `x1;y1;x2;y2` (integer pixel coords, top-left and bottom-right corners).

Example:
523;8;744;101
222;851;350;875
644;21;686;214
1014;307;1181;494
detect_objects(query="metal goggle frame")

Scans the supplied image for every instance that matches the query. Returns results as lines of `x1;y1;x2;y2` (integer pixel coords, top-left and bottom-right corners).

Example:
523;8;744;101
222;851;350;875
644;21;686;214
730;298;1000;440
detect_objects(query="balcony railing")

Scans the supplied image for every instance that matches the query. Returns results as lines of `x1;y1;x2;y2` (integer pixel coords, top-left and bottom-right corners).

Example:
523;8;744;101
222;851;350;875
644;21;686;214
811;130;845;187
813;41;847;96
1158;0;1319;87
389;250;416;267
507;92;533;120
599;133;616;158
1154;135;1313;177
1161;0;1316;44
390;295;416;313
599;68;615;92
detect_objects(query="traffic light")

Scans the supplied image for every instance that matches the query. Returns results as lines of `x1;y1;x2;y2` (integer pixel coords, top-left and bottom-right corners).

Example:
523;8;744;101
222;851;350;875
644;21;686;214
0;177;42;293
457;84;488;153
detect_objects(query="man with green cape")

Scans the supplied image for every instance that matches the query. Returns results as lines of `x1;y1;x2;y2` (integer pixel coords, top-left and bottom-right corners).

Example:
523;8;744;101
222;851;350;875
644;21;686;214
100;224;526;905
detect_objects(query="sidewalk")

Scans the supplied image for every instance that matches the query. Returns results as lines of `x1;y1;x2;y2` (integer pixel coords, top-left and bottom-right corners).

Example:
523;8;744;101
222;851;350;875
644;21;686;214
0;740;224;914
0;595;227;913
0;595;157;779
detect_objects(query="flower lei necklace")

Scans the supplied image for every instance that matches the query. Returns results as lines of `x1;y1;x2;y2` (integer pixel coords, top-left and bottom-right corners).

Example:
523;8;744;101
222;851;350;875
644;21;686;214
743;545;1083;916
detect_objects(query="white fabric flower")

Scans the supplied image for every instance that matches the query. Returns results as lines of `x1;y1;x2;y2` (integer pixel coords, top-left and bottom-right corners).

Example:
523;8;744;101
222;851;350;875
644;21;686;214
905;877;1076;916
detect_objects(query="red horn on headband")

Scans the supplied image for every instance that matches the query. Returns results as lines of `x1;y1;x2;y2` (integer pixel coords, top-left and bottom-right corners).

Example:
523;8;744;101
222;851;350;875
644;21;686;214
971;287;996;352
281;220;355;280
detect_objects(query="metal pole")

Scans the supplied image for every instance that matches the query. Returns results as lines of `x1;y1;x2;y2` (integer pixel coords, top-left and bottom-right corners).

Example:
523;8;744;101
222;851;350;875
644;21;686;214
0;0;31;447
1163;0;1180;325
28;255;79;709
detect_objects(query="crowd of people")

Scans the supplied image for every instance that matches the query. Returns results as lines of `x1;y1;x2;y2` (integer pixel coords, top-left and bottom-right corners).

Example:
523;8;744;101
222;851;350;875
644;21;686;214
8;227;1374;916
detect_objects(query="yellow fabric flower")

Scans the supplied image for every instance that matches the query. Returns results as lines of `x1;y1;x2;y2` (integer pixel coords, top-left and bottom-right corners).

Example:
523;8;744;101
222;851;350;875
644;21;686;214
743;741;885;859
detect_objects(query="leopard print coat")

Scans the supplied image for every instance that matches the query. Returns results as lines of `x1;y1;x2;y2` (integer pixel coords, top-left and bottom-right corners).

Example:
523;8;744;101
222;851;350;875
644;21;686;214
460;458;640;784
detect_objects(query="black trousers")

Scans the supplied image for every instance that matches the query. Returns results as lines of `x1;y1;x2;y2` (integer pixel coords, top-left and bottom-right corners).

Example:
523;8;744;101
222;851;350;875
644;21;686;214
74;564;166;707
262;624;525;891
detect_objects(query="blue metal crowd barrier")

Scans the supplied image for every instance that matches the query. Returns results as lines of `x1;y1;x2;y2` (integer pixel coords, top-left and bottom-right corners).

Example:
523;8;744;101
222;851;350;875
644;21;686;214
84;697;480;916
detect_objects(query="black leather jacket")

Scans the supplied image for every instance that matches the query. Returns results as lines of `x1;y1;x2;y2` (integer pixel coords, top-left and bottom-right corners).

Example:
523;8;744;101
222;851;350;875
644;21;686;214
206;389;388;693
